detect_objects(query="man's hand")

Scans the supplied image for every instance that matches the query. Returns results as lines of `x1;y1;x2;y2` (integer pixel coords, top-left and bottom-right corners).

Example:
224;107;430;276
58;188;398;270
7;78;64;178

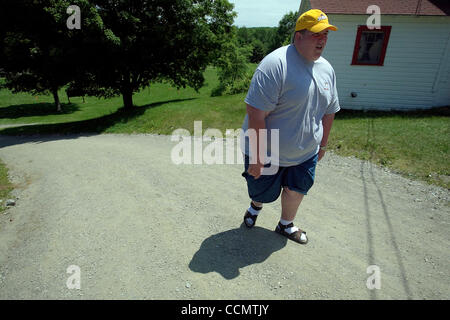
319;113;335;162
318;148;326;161
248;162;264;179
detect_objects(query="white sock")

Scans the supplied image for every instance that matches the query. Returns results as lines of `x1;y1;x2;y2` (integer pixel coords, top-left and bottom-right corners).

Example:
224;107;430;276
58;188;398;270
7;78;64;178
280;219;293;225
248;202;262;215
248;206;261;216
246;203;262;225
279;219;300;235
279;219;307;241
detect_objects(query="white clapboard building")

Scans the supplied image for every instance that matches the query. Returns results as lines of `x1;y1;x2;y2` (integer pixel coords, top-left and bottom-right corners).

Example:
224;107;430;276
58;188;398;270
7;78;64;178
299;0;450;110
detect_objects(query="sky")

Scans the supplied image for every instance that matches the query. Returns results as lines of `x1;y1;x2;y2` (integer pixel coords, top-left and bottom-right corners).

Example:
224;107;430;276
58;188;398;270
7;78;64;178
229;0;302;27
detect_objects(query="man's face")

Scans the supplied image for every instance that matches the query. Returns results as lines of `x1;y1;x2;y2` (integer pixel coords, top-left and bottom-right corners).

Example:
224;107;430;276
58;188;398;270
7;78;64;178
296;29;329;61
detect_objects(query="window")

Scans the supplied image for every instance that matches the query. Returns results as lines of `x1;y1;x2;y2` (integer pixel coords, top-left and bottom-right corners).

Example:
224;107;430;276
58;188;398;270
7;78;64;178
351;26;392;66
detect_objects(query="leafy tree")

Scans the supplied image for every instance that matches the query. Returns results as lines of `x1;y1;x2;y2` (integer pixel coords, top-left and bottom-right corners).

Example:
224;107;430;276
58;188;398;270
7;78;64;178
250;39;265;63
0;5;6;78
212;29;252;96
268;11;299;53
80;0;236;109
237;27;251;46
1;0;236;111
236;27;277;59
0;0;103;112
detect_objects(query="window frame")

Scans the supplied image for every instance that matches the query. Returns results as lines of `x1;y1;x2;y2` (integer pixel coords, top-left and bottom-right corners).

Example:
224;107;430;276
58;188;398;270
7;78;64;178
351;25;392;66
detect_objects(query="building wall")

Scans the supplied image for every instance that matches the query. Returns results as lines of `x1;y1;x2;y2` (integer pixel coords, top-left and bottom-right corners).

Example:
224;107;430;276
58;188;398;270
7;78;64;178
433;30;450;107
320;14;450;110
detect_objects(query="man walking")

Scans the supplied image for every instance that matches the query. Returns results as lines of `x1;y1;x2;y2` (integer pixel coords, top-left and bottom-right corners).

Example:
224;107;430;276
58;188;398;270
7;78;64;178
241;9;340;244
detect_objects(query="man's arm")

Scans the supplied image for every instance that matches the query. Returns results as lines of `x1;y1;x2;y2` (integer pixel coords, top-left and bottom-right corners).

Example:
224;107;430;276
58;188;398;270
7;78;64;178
319;113;335;161
246;104;270;179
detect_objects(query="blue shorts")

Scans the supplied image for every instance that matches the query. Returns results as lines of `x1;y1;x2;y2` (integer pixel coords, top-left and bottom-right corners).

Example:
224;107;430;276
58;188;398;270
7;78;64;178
242;153;319;203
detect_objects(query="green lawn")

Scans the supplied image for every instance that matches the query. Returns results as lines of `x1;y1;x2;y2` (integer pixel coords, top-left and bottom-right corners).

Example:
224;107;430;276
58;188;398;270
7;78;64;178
0;159;14;214
330;109;449;189
0;67;449;190
0;67;247;135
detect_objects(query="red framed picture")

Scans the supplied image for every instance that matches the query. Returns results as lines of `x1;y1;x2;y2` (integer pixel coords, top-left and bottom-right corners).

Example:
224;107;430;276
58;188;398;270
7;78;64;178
351;25;392;66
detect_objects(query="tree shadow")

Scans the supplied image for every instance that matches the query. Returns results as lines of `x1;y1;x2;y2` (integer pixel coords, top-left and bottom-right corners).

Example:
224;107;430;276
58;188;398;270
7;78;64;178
189;224;287;280
336;106;449;120
0;98;196;140
139;98;195;110
0;102;80;119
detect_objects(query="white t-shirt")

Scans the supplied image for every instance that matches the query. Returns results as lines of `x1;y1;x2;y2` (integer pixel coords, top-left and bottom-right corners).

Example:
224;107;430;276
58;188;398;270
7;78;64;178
242;44;340;166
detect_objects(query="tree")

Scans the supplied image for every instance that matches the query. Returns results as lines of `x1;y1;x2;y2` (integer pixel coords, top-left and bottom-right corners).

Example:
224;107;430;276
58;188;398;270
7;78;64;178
0;4;6;78
236;27;277;59
1;0;236;110
237;27;250;46
250;39;265;63
80;0;236;109
268;11;299;53
0;0;103;112
212;29;252;96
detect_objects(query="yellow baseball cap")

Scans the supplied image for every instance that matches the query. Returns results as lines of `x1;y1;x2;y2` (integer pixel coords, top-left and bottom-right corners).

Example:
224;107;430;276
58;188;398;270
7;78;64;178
295;9;338;33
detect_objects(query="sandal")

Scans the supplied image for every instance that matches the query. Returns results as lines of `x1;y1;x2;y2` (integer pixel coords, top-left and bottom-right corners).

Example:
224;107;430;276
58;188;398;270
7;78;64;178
243;210;258;228
275;222;308;244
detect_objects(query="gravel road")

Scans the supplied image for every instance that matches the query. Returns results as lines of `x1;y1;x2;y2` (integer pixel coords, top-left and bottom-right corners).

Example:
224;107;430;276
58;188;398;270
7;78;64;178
0;133;448;299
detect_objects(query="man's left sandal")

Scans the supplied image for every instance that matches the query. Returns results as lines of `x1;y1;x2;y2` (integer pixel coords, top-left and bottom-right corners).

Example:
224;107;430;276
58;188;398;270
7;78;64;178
275;222;308;244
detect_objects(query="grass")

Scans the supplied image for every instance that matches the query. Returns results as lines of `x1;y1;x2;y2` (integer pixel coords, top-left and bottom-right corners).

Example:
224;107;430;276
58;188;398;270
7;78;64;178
0;67;449;189
331;108;450;189
0;159;14;214
0;67;247;135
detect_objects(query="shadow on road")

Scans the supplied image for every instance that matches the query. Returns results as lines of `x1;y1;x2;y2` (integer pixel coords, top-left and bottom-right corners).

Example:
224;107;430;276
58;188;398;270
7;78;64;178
189;224;287;280
361;117;413;299
336;106;449;120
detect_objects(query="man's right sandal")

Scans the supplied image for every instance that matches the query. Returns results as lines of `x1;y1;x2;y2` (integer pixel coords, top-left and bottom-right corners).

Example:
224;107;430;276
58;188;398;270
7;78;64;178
275;222;308;244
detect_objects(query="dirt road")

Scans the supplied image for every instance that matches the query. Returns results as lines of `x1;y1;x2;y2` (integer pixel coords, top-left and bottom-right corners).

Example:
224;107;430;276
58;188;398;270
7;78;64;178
0;134;448;299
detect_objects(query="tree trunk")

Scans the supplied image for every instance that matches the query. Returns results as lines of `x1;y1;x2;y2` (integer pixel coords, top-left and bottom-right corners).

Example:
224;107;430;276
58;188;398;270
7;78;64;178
122;89;134;109
52;88;62;112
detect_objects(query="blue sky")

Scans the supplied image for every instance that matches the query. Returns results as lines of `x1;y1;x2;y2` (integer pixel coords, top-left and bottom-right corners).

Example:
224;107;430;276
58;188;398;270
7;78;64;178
229;0;302;27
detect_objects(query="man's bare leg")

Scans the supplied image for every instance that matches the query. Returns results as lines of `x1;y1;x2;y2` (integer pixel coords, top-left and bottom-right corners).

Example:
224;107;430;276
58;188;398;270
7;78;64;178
281;187;304;221
251;187;304;221
252;200;263;208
